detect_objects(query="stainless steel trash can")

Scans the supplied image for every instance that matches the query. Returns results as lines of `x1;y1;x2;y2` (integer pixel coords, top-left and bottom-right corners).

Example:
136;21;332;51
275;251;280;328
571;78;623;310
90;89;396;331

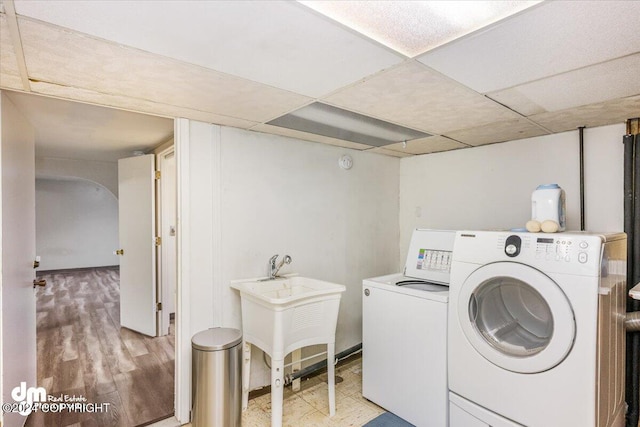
192;327;242;427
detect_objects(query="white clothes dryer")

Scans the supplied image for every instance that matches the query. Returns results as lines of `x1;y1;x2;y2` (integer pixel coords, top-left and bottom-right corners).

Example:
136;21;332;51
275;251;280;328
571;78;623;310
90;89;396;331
448;231;627;427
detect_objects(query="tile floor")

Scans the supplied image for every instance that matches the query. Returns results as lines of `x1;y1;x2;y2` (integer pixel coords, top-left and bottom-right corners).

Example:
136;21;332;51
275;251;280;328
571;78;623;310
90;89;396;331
242;356;385;427
151;356;386;427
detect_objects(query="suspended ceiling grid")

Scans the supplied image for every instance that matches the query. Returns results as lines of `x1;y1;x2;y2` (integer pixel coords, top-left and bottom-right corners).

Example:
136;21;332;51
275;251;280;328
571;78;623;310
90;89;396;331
0;0;639;159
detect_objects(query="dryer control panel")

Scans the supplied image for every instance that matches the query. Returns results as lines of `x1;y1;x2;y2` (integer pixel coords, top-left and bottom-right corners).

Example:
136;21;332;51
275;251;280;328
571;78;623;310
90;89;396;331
532;236;590;264
454;231;606;277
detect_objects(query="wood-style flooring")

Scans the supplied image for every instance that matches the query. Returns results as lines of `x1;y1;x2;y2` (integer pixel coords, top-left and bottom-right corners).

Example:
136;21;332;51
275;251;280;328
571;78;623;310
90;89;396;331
26;267;175;427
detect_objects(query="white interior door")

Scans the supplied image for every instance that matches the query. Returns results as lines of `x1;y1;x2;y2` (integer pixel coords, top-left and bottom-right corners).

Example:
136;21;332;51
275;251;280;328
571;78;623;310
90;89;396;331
0;93;37;427
118;154;157;337
159;148;176;336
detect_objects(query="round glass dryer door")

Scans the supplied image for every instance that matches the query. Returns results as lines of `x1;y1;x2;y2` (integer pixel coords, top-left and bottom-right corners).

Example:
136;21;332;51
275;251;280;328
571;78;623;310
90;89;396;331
458;262;575;373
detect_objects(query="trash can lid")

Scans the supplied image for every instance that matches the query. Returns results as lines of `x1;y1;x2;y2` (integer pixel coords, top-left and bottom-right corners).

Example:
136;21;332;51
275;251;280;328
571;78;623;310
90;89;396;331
192;327;242;351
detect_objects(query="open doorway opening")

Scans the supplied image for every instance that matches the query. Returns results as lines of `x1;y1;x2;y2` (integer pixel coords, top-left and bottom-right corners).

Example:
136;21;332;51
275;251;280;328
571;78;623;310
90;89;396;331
6;91;178;426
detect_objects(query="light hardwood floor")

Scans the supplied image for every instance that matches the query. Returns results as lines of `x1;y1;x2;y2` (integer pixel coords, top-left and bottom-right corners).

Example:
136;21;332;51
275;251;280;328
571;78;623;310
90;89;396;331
26;267;175;427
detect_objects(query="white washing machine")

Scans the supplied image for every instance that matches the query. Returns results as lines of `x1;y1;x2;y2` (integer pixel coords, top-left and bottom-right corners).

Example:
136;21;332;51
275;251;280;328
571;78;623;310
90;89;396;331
363;229;455;427
448;231;627;427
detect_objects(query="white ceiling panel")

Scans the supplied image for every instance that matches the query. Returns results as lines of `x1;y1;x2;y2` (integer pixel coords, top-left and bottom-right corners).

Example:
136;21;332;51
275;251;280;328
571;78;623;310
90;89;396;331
365;147;412;158
418;1;640;93
14;0;403;98
28;81;259;130
0;14;22;89
529;95;640;133
251;123;372;151
445;118;550;146
508;54;640;112
324;61;518;134
383;135;468;155
18;18;311;123
486;88;546;116
6;91;173;162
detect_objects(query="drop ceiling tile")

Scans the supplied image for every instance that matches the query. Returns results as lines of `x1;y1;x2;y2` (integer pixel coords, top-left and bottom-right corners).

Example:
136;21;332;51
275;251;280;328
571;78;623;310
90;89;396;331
6;90;173;162
14;1;403;98
529;95;640;133
384;135;467;155
29;81;258;130
365;147;412;158
251;123;372;150
0;73;23;90
323;61;518;134
0;14;22;89
507;54;640;112
445;118;550;146
19;18;311;123
418;1;640;93
486;88;546;116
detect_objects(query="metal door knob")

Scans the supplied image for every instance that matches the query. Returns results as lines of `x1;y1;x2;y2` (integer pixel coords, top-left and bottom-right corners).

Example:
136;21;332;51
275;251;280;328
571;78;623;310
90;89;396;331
33;279;46;288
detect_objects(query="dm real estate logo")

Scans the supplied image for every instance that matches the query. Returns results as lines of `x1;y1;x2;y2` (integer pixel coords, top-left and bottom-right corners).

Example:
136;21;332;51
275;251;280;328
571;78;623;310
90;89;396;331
4;382;111;416
9;382;46;416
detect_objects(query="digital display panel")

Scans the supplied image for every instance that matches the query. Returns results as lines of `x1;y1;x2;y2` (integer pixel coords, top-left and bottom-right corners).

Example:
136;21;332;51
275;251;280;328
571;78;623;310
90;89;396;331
537;238;554;244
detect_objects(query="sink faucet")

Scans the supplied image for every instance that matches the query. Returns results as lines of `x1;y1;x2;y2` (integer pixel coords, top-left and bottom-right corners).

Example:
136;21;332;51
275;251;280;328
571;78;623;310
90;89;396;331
268;254;292;279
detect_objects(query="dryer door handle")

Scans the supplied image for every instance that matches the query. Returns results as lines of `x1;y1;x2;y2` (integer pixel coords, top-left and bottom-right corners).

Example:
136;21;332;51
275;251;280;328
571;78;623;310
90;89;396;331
469;293;478;323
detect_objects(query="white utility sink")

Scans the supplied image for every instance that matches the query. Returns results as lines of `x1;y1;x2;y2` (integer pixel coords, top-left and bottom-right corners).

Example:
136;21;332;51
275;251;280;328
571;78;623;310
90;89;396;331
232;275;346;307
231;274;345;427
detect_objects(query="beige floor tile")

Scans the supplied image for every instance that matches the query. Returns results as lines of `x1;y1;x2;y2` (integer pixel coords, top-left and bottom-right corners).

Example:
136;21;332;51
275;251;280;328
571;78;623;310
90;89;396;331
284;409;334;427
241;402;271;427
335;370;362;397
298;381;347;415
256;391;319;425
245;357;385;427
325;395;381;427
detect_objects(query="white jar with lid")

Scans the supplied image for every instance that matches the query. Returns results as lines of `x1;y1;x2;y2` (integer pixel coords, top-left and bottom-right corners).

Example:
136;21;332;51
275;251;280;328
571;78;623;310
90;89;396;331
531;184;566;231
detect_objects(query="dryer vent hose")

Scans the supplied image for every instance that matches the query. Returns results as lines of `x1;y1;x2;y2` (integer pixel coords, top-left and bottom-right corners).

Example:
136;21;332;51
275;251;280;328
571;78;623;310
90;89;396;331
626;312;640;332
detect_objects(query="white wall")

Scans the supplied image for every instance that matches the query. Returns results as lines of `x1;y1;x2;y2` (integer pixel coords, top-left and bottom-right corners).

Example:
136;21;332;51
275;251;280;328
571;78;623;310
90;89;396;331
35;177;119;270
399;124;625;264
179;121;400;396
36;156;118;197
220;126;400;386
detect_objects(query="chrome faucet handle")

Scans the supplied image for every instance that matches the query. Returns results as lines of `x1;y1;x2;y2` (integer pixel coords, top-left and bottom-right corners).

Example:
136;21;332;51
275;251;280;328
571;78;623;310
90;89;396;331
268;254;279;278
272;254;292;278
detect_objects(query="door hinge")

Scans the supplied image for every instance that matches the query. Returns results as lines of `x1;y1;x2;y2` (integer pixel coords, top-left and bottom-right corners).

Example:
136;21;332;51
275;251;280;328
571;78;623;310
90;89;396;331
155;236;162;246
157;302;163;311
155;170;161;180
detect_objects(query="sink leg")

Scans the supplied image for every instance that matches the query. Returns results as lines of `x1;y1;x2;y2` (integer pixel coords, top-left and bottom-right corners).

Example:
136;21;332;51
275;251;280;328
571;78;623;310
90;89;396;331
242;341;251;411
327;342;336;417
271;358;285;427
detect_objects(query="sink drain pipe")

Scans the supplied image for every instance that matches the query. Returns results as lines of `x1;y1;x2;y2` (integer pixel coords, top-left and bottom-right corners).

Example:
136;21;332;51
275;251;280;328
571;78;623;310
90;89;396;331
283;343;362;386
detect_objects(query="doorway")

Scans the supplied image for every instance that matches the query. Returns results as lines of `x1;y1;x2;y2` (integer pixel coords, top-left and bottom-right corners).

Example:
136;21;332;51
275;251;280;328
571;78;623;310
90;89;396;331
5;91;178;426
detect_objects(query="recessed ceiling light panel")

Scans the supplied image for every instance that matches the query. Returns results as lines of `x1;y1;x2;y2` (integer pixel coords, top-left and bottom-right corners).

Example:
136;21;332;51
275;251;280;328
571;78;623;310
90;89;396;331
299;1;541;57
268;103;431;147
